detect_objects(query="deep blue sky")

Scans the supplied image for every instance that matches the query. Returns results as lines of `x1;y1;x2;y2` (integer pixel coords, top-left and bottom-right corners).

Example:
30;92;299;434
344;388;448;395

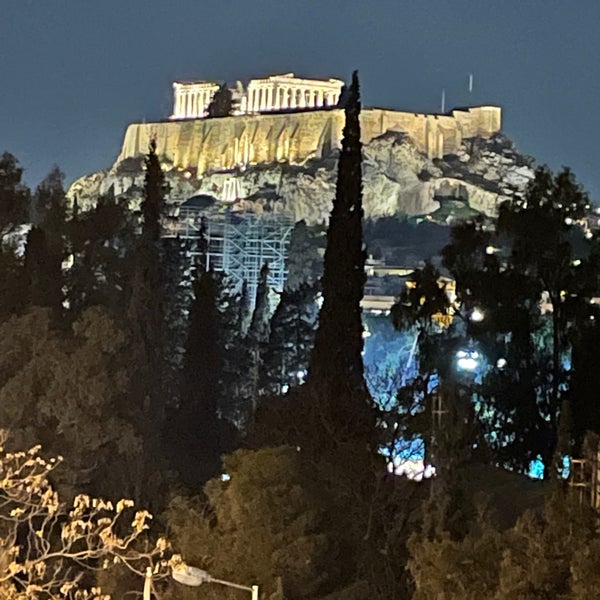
1;1;599;199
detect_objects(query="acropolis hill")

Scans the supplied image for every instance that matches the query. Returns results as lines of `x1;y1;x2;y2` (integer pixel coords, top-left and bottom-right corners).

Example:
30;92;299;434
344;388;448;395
119;73;501;173
70;74;534;224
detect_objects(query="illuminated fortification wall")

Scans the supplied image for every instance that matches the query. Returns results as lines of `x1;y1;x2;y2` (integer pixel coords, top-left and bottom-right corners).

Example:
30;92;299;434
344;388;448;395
118;105;501;176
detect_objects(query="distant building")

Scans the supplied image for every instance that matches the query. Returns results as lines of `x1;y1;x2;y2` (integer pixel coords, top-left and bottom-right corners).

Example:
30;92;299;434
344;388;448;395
170;73;344;120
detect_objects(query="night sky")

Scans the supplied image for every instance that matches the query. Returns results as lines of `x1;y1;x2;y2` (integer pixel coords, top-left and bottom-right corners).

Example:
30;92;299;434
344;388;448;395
1;1;599;199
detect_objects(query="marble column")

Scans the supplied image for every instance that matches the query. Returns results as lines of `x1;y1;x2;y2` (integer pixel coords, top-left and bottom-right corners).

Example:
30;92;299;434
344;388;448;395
279;87;286;109
299;88;306;108
266;86;273;111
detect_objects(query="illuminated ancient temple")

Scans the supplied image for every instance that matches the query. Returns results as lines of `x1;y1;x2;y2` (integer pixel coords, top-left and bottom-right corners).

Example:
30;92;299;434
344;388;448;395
170;73;344;120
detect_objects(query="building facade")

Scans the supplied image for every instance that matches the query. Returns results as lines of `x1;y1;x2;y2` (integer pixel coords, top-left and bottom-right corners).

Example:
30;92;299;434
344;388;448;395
170;73;343;120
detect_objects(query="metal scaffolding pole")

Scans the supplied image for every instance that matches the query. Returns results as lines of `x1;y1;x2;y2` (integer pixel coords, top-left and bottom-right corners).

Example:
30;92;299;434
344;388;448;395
173;208;293;306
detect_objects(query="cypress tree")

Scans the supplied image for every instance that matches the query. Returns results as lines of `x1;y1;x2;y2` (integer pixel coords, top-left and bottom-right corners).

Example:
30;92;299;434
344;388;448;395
24;169;67;316
173;267;225;487
126;140;169;506
308;71;366;392
304;71;375;446
248;262;271;344
252;72;376;451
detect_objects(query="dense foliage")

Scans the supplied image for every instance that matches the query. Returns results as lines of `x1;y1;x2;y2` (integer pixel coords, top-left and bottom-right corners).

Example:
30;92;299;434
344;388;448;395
2;72;600;599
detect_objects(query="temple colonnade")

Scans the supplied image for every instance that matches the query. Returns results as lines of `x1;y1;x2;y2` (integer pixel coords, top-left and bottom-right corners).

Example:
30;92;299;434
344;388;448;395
242;74;343;113
172;82;220;119
170;73;343;120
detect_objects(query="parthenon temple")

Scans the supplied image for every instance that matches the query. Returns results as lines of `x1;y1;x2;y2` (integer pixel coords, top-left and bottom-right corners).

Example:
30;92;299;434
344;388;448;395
170;73;343;120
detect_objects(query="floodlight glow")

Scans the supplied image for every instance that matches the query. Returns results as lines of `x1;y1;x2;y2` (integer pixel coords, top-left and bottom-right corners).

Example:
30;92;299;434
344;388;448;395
457;357;478;371
471;308;484;322
455;347;481;372
496;357;507;369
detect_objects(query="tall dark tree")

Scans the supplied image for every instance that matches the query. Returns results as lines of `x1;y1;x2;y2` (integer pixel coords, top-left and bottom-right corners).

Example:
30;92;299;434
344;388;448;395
284;220;323;291
248;262;271;342
433;167;598;476
24;169;67;315
171;267;229;487
246;262;271;407
260;282;320;396
33;166;66;230
249;75;414;599
0;152;29;238
217;277;253;425
440;216;550;473
307;72;365;386
0;153;30;320
126;140;169;506
253;72;375;451
65;191;135;317
161;235;195;404
496;167;592;465
304;71;376;446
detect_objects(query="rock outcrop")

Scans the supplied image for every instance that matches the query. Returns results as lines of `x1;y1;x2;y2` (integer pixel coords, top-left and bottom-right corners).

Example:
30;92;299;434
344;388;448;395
69;127;534;226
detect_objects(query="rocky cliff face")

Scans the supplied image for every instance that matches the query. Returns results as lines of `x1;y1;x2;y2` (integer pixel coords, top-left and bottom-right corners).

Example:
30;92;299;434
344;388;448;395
68;131;534;225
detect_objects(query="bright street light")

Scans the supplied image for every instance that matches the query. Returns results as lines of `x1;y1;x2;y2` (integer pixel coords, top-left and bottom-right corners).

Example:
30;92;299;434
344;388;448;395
470;308;484;322
456;349;480;372
143;559;259;600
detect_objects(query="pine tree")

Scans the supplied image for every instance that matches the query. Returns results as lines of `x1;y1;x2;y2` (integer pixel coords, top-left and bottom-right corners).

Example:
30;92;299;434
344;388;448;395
206;83;233;118
161;235;195;405
23;226;62;311
24;169;67;315
260;283;320;396
217;276;253;425
0;153;30;321
437;167;596;476
285;220;323;291
0;152;29;238
171;267;227;487
65;191;135;317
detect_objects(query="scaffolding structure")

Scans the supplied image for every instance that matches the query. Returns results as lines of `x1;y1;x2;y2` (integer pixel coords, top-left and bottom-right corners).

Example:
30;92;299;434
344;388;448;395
174;206;293;304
